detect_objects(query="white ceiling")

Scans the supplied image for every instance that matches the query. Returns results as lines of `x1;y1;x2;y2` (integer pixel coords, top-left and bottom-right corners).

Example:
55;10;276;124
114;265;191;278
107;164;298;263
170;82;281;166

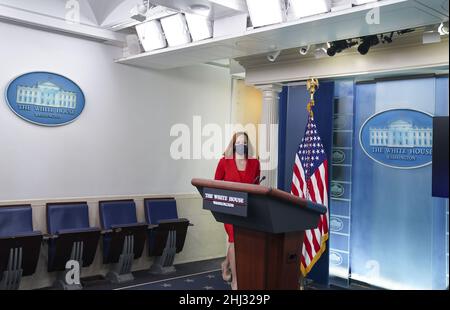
86;0;126;25
1;0;448;65
147;0;247;19
99;0;247;29
0;0;127;44
0;0;248;44
117;0;449;69
0;0;98;25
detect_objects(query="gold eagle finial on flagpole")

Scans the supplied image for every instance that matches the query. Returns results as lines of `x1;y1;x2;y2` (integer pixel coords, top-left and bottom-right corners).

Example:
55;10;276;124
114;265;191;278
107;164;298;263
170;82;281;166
306;78;319;118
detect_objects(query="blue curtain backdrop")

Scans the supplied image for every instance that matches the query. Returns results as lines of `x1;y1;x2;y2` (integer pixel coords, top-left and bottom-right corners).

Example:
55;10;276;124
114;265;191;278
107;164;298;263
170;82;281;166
351;76;449;289
278;81;334;286
279;76;448;289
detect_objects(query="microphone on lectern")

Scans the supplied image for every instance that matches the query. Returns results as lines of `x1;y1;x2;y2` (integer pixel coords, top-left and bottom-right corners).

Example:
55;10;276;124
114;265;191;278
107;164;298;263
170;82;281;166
254;176;266;185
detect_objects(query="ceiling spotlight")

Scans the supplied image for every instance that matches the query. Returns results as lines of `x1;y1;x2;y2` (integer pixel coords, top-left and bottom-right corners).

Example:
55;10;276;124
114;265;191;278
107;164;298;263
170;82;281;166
358;35;379;55
327;39;357;56
438;22;449;35
423;24;444;44
131;0;152;22
246;0;287;28
314;44;329;59
423;31;441;44
397;29;415;35
380;29;414;44
299;45;310;55
160;13;192;47
380;32;394;44
267;50;281;62
135;19;167;51
185;13;213;41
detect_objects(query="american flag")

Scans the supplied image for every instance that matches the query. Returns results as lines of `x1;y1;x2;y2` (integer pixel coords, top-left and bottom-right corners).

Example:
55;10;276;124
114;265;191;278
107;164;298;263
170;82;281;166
290;115;329;276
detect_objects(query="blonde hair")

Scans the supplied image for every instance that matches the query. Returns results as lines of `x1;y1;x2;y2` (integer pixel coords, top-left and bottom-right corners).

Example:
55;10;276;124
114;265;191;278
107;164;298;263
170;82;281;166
223;132;255;159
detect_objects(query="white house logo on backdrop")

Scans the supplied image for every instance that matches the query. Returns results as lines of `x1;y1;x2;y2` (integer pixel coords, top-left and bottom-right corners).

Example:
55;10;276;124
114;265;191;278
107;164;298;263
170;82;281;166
333;115;347;130
331;182;345;198
330;251;343;266
360;109;433;169
5;72;85;126
330;217;344;232
369;120;432;148
332;150;346;164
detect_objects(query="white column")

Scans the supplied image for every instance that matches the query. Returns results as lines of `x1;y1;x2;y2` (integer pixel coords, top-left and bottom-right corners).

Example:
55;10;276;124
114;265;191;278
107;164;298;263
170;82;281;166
256;84;283;188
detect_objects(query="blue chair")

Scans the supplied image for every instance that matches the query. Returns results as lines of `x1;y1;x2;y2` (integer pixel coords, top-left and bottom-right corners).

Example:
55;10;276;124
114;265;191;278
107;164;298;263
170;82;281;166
144;198;190;274
46;202;101;289
99;200;147;283
0;205;42;290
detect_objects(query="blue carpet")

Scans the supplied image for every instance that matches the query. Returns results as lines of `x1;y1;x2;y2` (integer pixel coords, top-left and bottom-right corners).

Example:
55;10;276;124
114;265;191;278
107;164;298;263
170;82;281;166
116;269;231;290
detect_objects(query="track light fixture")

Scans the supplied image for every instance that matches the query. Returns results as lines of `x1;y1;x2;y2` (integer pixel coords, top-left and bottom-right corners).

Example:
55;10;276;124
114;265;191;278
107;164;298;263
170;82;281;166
327;39;358;56
309;28;417;58
131;0;155;22
267;50;281;62
439;22;449;35
357;35;380;55
299;45;310;55
380;32;394;44
423;25;442;44
314;43;329;59
396;29;415;35
356;29;415;55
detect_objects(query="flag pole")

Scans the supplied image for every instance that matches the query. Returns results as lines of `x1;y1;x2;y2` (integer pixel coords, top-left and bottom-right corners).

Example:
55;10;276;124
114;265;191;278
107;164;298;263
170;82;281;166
299;78;319;291
306;78;319;118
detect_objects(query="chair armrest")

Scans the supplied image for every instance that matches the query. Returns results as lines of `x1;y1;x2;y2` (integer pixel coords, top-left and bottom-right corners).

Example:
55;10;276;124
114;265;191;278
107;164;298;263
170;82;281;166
110;223;146;229
57;227;101;235
158;218;190;225
108;223;148;233
43;233;58;240
0;231;42;240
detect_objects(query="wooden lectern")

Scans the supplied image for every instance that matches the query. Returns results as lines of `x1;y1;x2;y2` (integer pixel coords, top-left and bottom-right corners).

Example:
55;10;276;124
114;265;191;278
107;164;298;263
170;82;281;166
191;178;327;290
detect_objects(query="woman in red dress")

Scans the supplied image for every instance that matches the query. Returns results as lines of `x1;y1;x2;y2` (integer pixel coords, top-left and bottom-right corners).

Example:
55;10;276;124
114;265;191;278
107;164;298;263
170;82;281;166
214;132;260;290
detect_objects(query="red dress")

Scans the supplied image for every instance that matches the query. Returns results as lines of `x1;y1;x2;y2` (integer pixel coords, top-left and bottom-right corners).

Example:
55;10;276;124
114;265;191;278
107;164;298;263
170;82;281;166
214;157;261;243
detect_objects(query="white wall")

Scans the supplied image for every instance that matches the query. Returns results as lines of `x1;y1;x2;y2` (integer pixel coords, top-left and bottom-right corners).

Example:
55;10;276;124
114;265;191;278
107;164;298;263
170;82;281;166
0;21;231;201
0;21;230;289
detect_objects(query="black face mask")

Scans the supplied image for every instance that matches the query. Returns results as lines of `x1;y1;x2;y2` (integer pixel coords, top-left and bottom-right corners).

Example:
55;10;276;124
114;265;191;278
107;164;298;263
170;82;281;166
234;144;248;156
